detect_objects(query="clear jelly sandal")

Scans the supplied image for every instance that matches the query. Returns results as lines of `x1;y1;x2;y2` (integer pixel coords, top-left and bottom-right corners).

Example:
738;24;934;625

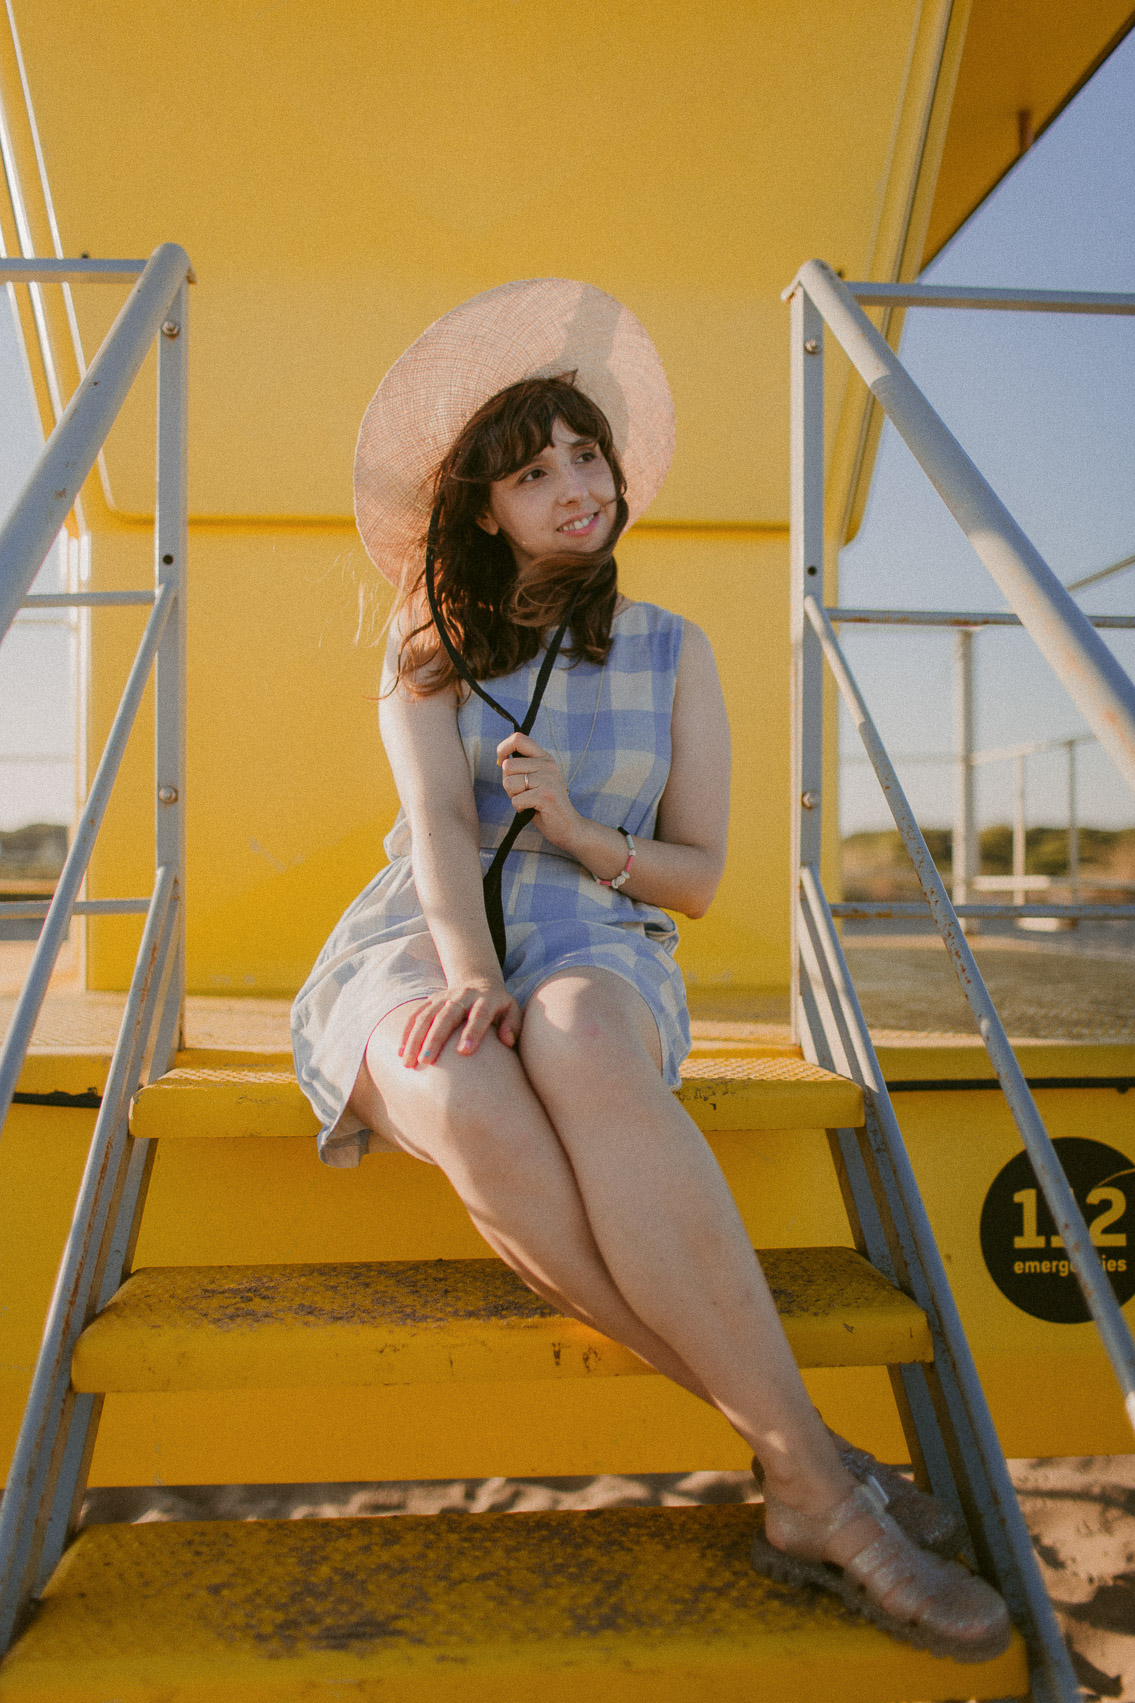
751;1479;1011;1664
751;1442;964;1557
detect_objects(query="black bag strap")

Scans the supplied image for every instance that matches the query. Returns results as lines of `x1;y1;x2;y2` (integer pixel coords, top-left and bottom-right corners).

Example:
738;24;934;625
423;509;581;966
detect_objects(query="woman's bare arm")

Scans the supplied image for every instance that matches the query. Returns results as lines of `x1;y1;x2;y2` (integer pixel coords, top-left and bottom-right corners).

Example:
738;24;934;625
378;628;520;1062
498;620;730;917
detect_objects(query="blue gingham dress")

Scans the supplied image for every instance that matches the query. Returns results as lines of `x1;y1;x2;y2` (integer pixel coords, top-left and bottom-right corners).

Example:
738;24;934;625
292;600;691;1166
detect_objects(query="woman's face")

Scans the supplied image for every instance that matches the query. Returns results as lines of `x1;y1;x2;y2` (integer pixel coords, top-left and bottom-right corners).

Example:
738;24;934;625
477;418;618;578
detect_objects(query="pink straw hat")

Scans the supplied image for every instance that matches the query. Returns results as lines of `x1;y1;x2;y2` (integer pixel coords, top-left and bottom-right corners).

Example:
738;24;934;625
354;278;675;587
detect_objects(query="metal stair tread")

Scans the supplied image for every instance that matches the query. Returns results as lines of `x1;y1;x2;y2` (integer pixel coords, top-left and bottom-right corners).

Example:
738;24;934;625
0;1504;1026;1701
129;1054;865;1140
71;1246;932;1392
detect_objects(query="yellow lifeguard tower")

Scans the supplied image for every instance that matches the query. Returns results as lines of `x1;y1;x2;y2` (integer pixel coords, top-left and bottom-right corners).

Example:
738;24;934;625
0;3;1133;1697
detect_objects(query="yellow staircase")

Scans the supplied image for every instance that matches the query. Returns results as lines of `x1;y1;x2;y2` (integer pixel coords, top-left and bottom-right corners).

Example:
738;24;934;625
0;1507;1024;1703
0;1047;1027;1701
3;7;1127;1694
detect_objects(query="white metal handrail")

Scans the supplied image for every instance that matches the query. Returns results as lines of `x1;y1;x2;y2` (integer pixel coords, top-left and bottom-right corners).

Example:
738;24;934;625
829;606;1135;629
839;281;1135;314
0;258;147;279
970;732;1094;765
0;584;173;1122
0;246;189;640
809;591;1135;1405
833;902;1135;921
1;900;151;919
789;262;1135;1392
788;261;1135;798
829;605;1135;918
0;246;189;1646
22;590;155;607
0;246;189;1132
1069;549;1135;593
783;267;1135;1703
973;873;1134;888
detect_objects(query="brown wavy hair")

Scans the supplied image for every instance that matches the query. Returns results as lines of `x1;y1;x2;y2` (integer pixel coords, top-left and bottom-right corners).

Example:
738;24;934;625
396;375;628;695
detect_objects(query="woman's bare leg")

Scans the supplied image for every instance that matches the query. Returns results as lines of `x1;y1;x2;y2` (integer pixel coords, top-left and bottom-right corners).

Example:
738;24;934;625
350;980;984;1605
348;1001;713;1400
519;968;852;1514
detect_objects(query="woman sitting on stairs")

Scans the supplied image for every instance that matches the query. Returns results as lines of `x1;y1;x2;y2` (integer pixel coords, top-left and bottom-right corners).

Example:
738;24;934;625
291;278;1009;1664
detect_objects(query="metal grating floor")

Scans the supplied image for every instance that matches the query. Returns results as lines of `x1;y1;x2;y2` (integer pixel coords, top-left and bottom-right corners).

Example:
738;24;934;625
842;936;1135;1043
2;933;1133;1057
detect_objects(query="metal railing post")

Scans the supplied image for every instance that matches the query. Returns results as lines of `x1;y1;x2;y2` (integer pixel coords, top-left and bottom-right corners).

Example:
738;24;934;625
1067;740;1080;905
151;279;188;1069
952;628;976;919
1012;753;1027;909
789;286;825;1039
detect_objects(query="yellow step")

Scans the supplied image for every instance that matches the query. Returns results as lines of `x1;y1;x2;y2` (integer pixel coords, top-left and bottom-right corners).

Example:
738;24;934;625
0;1506;1027;1702
129;1054;864;1141
71;1247;931;1393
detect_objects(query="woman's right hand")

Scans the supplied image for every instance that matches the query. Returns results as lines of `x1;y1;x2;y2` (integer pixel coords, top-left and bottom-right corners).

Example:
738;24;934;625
400;979;522;1068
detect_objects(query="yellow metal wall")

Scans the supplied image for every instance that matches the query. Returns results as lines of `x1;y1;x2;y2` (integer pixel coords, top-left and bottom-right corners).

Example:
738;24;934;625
80;524;796;993
5;0;1126;995
2;0;961;995
17;0;938;525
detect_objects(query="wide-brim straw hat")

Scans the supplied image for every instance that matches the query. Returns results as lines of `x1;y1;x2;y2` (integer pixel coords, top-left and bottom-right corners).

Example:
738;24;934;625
354;278;675;587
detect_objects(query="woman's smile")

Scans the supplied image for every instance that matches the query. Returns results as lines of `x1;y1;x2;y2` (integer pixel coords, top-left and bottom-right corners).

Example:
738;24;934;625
559;510;601;536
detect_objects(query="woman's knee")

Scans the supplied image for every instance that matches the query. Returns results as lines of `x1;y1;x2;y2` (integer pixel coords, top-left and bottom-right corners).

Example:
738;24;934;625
521;969;663;1094
361;1019;552;1173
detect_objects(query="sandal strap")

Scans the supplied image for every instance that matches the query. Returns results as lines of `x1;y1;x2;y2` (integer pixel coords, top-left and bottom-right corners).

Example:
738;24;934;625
752;1443;963;1559
846;1530;936;1618
762;1478;890;1561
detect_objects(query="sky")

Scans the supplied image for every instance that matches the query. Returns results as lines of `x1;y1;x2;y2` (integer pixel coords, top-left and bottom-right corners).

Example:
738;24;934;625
838;27;1135;835
1;30;1133;837
0;283;72;832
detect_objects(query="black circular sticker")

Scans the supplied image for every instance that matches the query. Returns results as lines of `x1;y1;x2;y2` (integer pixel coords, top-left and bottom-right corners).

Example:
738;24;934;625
980;1137;1135;1323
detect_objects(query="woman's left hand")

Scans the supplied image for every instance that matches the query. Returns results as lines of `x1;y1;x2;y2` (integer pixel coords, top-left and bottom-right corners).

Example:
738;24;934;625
497;731;580;850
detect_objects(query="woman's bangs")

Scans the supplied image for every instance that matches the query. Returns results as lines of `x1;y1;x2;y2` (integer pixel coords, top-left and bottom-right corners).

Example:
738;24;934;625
486;400;560;481
471;381;613;486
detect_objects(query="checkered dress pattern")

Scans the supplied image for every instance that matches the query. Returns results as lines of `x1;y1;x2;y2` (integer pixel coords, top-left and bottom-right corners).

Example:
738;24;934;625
292;601;691;1166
